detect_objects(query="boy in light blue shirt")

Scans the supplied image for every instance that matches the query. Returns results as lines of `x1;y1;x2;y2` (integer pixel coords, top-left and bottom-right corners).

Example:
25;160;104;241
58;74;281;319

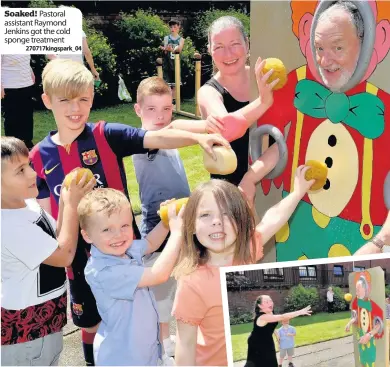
79;188;184;366
276;320;296;367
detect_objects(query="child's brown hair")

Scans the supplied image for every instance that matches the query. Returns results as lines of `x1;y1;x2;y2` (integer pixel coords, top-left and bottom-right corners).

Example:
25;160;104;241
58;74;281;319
173;179;256;278
136;76;172;104
1;137;29;165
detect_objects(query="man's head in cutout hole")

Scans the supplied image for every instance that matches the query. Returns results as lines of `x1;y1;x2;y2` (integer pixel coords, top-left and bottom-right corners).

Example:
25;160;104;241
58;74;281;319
292;0;390;90
314;2;362;92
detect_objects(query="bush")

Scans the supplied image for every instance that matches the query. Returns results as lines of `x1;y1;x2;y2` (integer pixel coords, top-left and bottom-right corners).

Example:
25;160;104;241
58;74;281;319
28;0;57;110
284;284;320;313
226;273;256;290
386;285;390;298
230;310;253;325
84;21;118;108
191;7;250;53
27;1;118;110
330;286;349;312
28;0;56;8
112;10;196;99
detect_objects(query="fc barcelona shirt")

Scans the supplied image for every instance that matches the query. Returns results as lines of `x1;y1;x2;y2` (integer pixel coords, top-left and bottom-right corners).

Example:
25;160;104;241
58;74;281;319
30;121;147;220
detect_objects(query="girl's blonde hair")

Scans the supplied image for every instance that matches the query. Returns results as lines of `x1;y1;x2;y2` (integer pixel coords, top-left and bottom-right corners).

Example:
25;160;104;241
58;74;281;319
173;179;256;278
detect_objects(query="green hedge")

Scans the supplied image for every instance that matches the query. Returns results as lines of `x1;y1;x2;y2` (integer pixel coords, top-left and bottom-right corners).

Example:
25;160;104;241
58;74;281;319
190;7;250;53
284;284;320;313
386;285;390;298
330;286;349;312
27;1;118;109
230;311;253;326
83;20;118;107
112;10;196;99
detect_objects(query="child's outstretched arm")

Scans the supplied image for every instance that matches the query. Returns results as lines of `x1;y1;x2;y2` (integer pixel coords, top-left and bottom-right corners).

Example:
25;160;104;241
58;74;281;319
143;222;169;255
143;129;230;160
143;199;175;255
256;166;314;244
239;143;280;206
175;321;197;366
46;173;96;267
138;203;184;288
259;306;312;324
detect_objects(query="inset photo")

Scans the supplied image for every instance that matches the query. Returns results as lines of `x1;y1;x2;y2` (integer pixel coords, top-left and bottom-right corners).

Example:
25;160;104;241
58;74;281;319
221;256;390;367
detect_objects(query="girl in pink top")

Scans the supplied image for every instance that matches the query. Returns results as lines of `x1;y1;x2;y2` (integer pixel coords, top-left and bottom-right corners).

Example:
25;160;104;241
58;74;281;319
172;167;314;366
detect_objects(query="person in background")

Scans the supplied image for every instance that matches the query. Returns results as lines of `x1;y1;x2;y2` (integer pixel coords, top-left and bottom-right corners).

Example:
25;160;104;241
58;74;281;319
48;6;99;81
1;55;35;149
275;319;296;367
327;287;335;313
161;19;185;104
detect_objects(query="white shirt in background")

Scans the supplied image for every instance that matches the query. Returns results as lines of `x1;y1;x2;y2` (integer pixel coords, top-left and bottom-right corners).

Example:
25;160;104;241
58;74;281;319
327;291;334;302
1;55;34;89
55;30;86;63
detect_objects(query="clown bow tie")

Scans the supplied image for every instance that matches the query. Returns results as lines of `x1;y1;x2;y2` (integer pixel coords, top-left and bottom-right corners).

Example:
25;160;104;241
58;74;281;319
294;79;384;139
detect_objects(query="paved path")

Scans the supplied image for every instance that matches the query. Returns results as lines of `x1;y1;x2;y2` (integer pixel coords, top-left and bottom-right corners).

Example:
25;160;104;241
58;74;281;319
234;336;354;367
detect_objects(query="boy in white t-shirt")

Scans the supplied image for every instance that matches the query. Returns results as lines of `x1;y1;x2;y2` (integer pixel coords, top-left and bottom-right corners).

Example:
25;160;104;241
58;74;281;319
1;137;95;365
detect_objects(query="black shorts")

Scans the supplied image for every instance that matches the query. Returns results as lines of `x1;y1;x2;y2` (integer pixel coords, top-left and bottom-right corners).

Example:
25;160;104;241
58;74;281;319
163;56;182;88
67;236;101;328
68;274;101;328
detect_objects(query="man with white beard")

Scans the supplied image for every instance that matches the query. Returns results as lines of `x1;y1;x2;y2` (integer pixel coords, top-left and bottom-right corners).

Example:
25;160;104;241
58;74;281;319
314;1;363;92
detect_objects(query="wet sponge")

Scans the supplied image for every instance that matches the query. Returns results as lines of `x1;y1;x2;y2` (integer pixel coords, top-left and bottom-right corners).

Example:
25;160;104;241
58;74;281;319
263;58;288;90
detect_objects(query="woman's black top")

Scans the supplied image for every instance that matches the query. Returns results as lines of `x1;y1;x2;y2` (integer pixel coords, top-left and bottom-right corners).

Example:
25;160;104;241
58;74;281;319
245;312;279;367
204;77;249;186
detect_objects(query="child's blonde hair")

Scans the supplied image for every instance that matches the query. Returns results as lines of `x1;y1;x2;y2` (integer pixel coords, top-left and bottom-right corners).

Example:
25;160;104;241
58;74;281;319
78;188;131;230
42;59;94;99
136;76;172;104
173;179;256;278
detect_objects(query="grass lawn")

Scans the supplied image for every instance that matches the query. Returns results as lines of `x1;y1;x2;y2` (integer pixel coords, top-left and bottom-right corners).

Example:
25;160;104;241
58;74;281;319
231;311;352;362
1;99;207;215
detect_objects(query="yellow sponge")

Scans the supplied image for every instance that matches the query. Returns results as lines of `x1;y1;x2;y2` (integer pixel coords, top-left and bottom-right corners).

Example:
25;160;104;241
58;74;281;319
262;58;288;90
305;160;328;191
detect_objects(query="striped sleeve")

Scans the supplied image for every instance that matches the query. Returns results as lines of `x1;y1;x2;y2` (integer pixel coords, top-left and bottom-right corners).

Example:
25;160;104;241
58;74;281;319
30;145;50;199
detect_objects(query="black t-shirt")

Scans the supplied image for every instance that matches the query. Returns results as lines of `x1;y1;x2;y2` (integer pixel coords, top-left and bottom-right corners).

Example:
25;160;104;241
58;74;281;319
205;78;249;186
